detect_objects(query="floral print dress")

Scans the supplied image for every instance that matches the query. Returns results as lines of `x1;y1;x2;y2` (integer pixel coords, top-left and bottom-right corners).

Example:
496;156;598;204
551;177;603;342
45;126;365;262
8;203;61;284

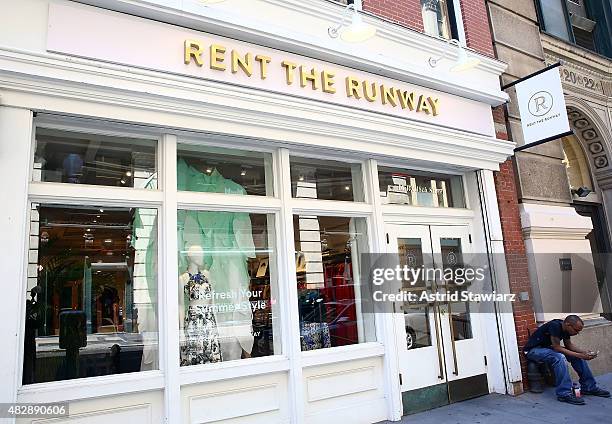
180;271;222;366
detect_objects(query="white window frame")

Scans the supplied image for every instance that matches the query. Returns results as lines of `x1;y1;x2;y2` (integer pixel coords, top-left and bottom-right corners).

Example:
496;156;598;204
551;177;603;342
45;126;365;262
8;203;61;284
19;120;166;403
16;116;416;421
375;160;472;212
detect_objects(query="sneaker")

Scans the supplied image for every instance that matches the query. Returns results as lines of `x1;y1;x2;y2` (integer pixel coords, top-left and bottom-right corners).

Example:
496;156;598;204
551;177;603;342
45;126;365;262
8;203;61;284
582;388;611;398
557;394;586;405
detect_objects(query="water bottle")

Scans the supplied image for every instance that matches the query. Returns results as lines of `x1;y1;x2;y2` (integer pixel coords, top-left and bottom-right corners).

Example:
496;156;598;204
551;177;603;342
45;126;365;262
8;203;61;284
573;382;581;398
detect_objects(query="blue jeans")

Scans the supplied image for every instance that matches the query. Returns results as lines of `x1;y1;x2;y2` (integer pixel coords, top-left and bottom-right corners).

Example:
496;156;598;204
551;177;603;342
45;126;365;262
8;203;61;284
526;347;597;397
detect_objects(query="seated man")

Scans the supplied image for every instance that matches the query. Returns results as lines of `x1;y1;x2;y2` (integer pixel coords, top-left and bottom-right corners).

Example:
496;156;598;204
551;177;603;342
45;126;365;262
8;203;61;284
525;315;610;405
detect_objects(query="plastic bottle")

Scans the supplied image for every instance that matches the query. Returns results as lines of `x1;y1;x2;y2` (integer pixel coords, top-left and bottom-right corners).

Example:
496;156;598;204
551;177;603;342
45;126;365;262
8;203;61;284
573;382;581;398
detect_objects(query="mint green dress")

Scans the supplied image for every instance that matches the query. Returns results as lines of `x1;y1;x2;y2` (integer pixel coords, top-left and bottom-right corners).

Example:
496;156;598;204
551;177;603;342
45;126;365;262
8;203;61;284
177;159;255;357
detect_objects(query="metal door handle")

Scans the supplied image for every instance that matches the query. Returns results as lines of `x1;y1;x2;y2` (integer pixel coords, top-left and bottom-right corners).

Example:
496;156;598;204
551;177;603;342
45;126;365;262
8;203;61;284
447;302;459;376
432;302;445;380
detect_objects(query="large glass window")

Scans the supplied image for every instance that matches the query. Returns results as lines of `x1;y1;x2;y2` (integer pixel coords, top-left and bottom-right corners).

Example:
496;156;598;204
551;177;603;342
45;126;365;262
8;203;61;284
537;1;612;58
421;0;455;39
177;145;273;196
290;157;364;202
177;211;278;365
538;0;572;41
293;215;375;350
33;128;157;189
378;167;465;208
23;204;158;384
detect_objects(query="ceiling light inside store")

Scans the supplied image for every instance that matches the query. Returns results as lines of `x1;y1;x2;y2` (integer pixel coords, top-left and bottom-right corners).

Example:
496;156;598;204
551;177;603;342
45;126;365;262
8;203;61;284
125;171;132;177
328;0;376;43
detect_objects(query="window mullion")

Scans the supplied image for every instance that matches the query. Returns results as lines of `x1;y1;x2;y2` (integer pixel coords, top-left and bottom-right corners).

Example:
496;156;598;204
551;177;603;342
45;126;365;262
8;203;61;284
278;147;306;424
160;134;181;423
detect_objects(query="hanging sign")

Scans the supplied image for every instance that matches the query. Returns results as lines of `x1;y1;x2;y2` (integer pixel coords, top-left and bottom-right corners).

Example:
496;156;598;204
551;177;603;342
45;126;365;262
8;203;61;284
510;63;571;148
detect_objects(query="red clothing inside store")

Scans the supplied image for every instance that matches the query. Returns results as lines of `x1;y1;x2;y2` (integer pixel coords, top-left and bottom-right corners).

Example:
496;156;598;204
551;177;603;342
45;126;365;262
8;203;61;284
321;259;357;346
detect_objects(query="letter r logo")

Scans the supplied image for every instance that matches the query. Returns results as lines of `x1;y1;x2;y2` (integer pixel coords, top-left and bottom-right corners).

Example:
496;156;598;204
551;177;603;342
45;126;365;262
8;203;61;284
528;91;554;117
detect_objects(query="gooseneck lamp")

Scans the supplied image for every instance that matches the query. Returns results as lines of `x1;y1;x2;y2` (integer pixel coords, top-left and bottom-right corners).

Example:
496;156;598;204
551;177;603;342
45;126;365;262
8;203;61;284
328;0;377;43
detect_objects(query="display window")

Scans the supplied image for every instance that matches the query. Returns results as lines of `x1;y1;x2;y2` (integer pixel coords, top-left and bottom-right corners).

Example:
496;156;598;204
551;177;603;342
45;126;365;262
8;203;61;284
177;211;278;365
22;203;158;384
33;128;158;189
378;167;465;208
290;157;364;202
177;144;274;196
293;215;375;350
22;122;384;392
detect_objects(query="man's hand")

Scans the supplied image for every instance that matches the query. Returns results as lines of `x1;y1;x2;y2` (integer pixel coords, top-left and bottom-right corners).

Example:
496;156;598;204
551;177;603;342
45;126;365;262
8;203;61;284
579;352;597;360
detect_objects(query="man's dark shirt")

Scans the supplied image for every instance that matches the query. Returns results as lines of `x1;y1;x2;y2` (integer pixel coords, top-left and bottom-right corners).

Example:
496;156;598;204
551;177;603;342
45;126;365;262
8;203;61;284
524;319;571;351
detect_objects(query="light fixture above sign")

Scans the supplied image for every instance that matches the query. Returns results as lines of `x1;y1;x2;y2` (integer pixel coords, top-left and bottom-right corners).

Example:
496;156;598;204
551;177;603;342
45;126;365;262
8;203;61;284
428;39;481;72
328;0;376;43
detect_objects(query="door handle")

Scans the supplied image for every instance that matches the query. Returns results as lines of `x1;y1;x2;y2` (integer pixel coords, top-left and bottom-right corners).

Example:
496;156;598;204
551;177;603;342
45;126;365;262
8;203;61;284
447;302;459;376
432;302;445;380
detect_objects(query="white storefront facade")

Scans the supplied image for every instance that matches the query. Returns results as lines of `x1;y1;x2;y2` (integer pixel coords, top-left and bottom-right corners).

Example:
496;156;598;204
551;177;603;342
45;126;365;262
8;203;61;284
0;1;523;422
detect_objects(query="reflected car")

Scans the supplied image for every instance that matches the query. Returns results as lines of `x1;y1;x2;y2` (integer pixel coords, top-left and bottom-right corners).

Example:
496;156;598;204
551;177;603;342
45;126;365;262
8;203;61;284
404;311;431;349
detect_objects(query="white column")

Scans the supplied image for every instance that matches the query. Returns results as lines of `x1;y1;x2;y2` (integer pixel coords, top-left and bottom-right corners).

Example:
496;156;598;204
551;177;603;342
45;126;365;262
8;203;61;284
476;170;523;395
277;148;306;424
0;107;33;404
161;134;181;423
365;159;402;421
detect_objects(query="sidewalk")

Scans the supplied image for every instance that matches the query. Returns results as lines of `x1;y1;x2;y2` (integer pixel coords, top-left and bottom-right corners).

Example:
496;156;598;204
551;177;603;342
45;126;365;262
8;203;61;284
385;373;612;423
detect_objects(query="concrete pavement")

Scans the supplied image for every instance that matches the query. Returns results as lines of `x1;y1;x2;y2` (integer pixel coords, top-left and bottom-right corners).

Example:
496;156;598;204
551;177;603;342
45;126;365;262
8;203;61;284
383;372;612;424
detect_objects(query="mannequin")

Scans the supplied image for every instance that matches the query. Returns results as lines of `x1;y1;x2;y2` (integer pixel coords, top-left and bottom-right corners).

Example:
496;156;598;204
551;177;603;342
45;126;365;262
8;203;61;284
176;161;256;361
179;245;222;366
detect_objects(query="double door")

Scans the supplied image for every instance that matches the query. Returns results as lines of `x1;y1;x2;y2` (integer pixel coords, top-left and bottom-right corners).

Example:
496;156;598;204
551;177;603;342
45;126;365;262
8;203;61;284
386;224;488;415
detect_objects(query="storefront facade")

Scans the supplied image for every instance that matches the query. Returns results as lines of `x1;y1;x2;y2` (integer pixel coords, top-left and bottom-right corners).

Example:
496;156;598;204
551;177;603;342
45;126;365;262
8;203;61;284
0;0;522;422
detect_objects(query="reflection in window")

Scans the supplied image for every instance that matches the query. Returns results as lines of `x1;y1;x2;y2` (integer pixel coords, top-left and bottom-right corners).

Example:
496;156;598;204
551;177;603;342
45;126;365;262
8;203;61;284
177;211;278;366
422;0;454;39
439;238;472;341
177;145;273;196
33;128;157;189
562;135;593;192
293;216;374;350
290;158;364;202
23;204;158;384
397;238;432;350
537;0;572;41
378;167;464;208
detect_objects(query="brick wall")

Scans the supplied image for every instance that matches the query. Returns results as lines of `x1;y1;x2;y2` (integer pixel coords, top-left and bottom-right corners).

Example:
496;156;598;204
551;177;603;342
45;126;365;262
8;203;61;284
460;0;495;56
492;106;538;389
363;0;424;32
362;1;495;57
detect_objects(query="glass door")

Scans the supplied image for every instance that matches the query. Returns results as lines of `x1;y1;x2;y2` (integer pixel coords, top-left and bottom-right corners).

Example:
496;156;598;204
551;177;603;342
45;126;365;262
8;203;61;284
386;224;488;415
